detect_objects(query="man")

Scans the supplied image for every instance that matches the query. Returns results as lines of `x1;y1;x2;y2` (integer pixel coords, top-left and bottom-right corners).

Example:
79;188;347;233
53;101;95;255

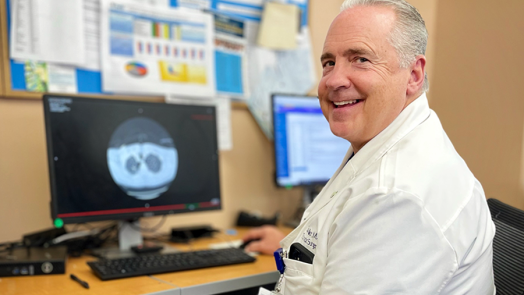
243;0;496;294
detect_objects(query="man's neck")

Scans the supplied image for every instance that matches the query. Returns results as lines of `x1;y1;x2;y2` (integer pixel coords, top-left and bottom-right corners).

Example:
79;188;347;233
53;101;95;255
404;90;424;110
352;91;426;154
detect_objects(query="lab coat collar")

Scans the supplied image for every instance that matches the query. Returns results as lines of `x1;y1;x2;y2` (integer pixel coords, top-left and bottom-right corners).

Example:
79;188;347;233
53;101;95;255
347;92;431;177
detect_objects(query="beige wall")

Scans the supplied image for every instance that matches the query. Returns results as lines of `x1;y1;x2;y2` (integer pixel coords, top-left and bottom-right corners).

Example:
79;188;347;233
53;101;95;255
309;0;345;91
430;0;524;209
408;0;438;99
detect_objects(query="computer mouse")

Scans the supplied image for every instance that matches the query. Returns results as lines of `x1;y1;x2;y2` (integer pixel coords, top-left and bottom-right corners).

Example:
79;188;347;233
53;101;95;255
239;238;261;249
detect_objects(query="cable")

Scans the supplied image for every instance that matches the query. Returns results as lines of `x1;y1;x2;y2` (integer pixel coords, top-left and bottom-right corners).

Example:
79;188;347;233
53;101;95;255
97;222;119;244
0;241;24;254
0;240;20;249
143;233;171;244
70;222;96;232
127;216;167;233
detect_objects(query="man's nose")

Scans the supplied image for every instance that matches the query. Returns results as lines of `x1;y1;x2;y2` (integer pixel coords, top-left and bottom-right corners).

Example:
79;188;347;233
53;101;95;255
325;64;351;90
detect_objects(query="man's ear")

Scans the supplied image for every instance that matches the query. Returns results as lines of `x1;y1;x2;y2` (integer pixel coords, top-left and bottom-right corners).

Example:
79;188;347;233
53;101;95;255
406;55;426;96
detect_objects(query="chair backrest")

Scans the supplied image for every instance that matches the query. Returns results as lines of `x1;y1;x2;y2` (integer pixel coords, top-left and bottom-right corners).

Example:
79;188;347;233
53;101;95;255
487;198;524;295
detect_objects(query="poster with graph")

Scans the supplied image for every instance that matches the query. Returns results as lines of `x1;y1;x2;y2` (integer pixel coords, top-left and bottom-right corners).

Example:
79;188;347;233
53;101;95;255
100;0;215;98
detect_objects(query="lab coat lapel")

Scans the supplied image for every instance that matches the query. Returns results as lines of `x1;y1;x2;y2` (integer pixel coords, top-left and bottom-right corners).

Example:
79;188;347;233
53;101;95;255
348;93;431;177
281;146;355;246
301;146;356;221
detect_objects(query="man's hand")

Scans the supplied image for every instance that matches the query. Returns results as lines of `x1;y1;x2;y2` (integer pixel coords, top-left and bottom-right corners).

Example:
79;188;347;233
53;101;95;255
242;225;286;255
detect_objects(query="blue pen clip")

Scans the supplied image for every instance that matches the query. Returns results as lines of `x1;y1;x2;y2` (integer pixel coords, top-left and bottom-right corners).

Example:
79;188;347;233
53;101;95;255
274;248;285;274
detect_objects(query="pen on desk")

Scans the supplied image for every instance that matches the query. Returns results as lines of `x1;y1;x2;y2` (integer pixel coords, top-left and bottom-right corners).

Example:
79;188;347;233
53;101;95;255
70;274;90;289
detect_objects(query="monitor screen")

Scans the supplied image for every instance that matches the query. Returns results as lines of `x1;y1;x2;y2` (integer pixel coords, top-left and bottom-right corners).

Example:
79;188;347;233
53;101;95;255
272;94;350;187
44;95;221;225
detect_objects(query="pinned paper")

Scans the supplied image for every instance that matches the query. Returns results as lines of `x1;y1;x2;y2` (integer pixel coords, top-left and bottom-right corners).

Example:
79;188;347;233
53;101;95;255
10;0;86;66
24;61;78;93
257;2;300;50
24;61;48;92
48;64;78;93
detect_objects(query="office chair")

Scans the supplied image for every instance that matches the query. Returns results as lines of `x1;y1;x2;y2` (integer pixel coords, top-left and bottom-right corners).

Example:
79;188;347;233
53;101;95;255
487;198;524;295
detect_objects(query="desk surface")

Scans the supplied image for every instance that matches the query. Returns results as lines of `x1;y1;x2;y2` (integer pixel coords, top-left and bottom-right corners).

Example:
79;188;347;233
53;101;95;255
0;227;291;295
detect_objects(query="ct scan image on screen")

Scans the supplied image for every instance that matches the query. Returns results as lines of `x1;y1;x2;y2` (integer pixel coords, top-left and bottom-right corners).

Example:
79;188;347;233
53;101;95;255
107;117;179;201
44;96;221;223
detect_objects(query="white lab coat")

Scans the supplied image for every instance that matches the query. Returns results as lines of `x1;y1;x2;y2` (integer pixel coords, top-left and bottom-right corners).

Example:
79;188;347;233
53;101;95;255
275;93;496;295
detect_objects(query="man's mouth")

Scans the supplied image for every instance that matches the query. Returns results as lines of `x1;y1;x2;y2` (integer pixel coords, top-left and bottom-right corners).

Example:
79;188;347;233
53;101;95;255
333;99;362;108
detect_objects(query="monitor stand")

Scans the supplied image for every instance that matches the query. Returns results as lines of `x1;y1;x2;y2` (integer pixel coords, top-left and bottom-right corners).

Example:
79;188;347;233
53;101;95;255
285;185;323;228
91;219;178;259
118;220;143;251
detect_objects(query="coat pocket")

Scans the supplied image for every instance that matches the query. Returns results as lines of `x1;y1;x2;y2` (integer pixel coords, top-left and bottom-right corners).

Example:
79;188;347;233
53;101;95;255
281;257;316;294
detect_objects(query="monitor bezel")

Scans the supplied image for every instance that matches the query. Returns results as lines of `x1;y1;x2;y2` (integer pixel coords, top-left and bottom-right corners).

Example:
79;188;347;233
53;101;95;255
271;93;333;188
43;94;222;224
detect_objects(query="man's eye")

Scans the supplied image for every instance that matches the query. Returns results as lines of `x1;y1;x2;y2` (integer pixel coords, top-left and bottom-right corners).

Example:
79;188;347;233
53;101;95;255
322;61;335;68
356;57;369;63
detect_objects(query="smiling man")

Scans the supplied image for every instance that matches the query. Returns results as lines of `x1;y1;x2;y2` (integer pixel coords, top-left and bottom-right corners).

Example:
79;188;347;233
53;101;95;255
318;2;425;152
269;0;496;294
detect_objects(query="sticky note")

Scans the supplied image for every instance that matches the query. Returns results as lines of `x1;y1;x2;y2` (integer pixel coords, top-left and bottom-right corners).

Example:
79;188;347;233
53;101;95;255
257;2;300;50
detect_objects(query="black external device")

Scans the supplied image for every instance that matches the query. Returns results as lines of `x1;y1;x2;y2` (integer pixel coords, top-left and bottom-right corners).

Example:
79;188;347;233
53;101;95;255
131;242;164;254
236;211;279;227
22;227;67;247
0;246;67;277
289;242;315;264
170;225;218;243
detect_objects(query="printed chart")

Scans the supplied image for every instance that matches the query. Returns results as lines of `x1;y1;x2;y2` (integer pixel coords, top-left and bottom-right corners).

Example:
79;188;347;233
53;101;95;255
101;0;215;97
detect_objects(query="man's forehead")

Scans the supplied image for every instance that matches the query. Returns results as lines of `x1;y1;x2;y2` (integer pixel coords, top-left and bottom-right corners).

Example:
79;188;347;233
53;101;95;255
322;5;396;54
329;5;396;37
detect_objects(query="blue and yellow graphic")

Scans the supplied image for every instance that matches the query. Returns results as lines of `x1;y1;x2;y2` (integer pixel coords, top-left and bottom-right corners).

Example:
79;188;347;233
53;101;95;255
159;61;206;84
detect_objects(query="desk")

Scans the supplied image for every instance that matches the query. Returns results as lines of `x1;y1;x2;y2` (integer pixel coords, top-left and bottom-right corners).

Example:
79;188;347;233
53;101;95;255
0;227;291;295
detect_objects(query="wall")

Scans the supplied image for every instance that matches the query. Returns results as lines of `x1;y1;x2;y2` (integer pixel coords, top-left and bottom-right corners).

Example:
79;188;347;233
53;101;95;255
408;0;438;99
430;0;524;209
309;0;345;90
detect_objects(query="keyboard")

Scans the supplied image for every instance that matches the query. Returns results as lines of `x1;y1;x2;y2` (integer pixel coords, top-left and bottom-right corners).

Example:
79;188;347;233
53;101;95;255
87;247;256;280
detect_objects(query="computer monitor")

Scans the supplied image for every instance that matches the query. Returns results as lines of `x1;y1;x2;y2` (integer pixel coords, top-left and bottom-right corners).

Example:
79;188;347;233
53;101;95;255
272;94;350;189
43;95;221;250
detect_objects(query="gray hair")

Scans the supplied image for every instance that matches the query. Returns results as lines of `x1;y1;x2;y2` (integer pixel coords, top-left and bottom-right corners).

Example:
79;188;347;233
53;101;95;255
341;0;429;92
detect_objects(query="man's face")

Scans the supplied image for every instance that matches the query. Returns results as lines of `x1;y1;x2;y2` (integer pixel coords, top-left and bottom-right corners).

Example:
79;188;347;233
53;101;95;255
318;5;413;152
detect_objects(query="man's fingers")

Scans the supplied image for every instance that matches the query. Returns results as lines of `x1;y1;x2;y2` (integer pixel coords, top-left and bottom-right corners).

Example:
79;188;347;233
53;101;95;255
242;227;266;242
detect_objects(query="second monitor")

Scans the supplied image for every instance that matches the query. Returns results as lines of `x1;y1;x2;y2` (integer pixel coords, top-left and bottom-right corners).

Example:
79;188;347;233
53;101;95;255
272;93;350;188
